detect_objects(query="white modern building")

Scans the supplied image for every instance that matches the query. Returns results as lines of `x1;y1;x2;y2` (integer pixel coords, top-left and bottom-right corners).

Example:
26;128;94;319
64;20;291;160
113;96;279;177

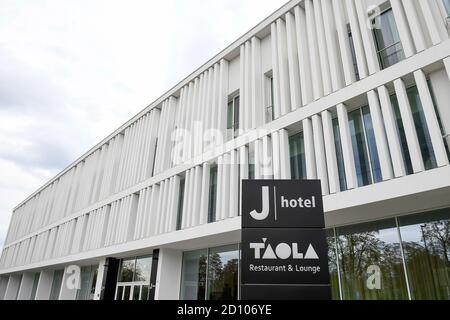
1;0;450;300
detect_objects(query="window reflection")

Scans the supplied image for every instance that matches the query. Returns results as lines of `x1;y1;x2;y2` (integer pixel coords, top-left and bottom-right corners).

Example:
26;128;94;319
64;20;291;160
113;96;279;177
336;219;409;300
116;286;123;300
390;85;438;172
135;256;152;282
373;9;405;69
207;245;239;300
208;166;218;223
76;265;98;300
326;229;341;300
398;210;450;300
116;255;153;300
333;118;347;191
348;106;382;186
180;249;207;300
390;94;414;175
133;286;141;300
119;258;135;282
407;86;437;170
443;0;450;16
49;270;64;300
289;132;307;180
181;245;239;301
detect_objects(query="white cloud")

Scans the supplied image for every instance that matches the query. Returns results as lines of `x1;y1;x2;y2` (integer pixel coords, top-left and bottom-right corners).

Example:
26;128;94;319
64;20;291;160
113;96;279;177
0;0;287;248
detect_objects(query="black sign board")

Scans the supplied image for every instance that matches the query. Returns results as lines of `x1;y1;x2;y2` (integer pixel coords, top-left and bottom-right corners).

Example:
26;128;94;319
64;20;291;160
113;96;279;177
241;284;332;301
241;228;330;285
241;180;330;300
242;180;324;229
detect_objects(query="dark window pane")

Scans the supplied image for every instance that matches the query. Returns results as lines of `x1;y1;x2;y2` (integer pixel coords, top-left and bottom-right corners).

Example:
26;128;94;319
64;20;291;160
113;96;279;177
207;245;239;301
270;77;275;117
362;106;383;183
348;109;373;186
116;286;123;300
135;256;152;282
176;178;185;230
119;258;135;282
398;209;450;300
76;265;96;300
348;31;360;81
49;270;63;300
180;249;208;300
336;219;409;300
141;285;149;300
406;86;437;170
248;151;255;180
123;286;131;300
390;94;414;175
333;118;347;191
227;101;233;130
289;132;307;180
30;273;40;300
373;9;405;69
326;229;341;300
234;96;240;132
132;286;141;300
208;166;218;223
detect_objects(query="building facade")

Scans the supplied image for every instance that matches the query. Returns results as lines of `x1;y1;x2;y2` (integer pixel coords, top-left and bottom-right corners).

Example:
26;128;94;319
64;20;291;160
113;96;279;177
1;0;450;300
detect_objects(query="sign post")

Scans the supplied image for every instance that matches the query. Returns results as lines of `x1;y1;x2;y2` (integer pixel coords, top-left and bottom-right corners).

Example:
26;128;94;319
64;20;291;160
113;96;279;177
241;180;331;300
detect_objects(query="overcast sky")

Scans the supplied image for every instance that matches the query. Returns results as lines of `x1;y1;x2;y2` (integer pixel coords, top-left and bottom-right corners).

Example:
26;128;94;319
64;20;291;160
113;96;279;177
0;0;288;248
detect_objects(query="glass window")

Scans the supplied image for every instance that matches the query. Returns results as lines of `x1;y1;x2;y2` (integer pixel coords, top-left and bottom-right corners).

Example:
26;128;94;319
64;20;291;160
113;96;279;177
141;285;149;300
208;166;218;223
373;8;405;69
227;95;240;140
348;107;382;186
333;118;347;191
115;255;153;300
49;270;63;300
30;273;40;300
207;244;239;301
176;177;185;231
132;286;141;300
326;229;341;300
444;0;450;16
349;108;372;186
116;286;124;300
362;106;383;183
391;86;438;172
398;209;450;300
135;256;152;282
13;275;23;300
336;219;409;300
407;86;438;170
180;249;208;300
181;245;239;301
123;286;131;301
119;258;135;282
428;82;450;158
227;101;234;130
348;28;360;81
248;150;255;180
76;265;98;300
0;277;8;300
265;74;275;123
390;94;414;175
289;132;307;180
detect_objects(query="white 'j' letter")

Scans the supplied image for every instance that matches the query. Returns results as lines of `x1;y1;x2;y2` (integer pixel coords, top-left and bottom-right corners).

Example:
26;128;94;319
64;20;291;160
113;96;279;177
250;186;270;220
